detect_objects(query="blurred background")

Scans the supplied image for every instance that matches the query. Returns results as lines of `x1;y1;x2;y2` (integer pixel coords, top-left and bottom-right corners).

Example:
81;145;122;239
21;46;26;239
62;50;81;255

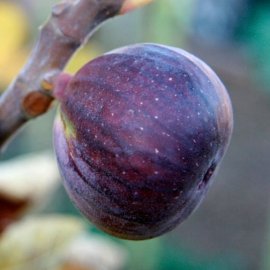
0;0;270;269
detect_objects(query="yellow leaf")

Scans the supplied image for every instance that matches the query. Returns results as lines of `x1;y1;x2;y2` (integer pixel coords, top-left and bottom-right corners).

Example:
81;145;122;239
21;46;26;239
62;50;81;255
0;2;28;62
58;234;127;270
0;152;59;202
65;44;102;74
0;215;85;270
0;2;29;89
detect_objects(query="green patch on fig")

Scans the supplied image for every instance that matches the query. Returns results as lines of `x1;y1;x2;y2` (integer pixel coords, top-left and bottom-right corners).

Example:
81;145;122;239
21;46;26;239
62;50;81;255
60;111;76;139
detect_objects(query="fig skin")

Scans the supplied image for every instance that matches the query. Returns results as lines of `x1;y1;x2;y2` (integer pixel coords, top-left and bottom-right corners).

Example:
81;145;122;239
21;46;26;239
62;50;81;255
53;43;233;240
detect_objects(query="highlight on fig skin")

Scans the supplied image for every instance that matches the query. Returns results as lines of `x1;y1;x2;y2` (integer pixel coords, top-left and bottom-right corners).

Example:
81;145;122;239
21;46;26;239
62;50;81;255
53;43;233;240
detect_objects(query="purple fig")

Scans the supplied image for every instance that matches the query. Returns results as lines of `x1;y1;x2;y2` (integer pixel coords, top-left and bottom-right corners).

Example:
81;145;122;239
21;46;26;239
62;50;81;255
53;43;233;240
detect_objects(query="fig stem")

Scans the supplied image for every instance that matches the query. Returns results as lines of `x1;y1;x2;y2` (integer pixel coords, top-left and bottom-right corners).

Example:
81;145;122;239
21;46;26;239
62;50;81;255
0;0;154;151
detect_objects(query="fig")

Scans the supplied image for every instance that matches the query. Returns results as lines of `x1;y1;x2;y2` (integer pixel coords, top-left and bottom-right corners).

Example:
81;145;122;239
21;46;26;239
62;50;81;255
53;43;233;240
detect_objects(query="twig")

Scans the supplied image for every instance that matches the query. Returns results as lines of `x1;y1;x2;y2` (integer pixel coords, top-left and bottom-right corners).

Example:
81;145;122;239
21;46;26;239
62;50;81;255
0;0;153;150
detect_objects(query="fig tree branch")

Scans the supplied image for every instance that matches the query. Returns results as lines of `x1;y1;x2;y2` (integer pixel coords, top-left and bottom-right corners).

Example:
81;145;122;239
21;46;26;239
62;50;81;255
0;0;152;150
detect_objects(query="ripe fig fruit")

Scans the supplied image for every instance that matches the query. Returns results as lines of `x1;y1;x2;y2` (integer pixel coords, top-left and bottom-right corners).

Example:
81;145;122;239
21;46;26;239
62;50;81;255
53;43;233;240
